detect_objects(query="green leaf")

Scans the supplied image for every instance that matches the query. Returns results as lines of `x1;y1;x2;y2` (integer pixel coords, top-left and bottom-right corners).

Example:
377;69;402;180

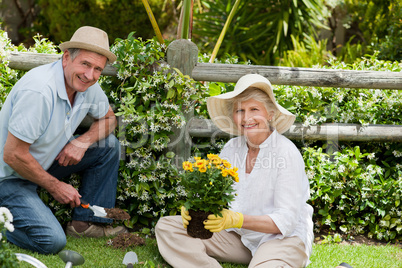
166;151;175;159
167;88;176;99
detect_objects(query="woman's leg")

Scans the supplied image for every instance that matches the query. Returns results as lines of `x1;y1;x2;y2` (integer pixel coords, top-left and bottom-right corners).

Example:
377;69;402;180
155;215;252;268
0;179;66;254
249;236;308;268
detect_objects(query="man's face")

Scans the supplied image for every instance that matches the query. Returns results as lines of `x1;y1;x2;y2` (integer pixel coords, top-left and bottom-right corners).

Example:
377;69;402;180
62;49;107;95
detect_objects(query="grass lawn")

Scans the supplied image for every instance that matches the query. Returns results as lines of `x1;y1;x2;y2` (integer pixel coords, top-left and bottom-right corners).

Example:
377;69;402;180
8;236;402;268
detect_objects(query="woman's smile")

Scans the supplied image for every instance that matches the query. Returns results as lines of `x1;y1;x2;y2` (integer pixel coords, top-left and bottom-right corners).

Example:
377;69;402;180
233;98;273;145
243;122;258;129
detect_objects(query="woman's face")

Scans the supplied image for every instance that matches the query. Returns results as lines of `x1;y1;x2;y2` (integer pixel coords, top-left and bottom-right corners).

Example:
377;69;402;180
233;98;273;145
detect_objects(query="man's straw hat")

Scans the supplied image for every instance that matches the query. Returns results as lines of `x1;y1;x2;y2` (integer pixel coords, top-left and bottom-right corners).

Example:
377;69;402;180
207;74;295;135
59;26;116;62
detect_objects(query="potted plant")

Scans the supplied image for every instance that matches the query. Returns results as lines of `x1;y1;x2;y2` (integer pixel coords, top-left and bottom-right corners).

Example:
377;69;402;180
180;154;239;239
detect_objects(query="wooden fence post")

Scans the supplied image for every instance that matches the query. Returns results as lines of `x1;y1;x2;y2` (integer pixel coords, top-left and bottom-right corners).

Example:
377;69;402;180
166;39;198;167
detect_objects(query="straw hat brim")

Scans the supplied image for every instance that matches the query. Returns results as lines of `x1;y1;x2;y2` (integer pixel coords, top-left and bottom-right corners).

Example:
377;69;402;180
60;41;117;63
59;26;116;63
207;74;295;135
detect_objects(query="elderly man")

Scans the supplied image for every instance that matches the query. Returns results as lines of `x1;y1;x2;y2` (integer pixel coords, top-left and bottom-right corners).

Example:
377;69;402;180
0;26;126;254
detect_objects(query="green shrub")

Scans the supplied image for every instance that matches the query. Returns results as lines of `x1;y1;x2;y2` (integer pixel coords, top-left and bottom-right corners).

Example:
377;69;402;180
35;0;173;45
304;146;402;241
192;0;328;66
100;33;209;228
339;0;402;62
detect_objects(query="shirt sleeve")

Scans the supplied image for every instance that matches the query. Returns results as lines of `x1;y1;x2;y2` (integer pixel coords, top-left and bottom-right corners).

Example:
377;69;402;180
87;84;110;119
8;90;52;144
267;144;307;237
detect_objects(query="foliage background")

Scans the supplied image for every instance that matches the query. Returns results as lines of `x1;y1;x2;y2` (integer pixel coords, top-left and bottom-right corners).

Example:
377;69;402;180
192;0;327;65
1;0;401;64
1;0;402;243
1;28;401;242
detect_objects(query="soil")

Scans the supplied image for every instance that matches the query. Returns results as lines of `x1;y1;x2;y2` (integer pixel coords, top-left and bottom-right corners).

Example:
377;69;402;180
106;233;146;249
105;208;131;220
187;210;214;239
314;229;402;248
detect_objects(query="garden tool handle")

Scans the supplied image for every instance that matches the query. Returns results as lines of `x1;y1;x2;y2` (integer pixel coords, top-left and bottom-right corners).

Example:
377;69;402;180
80;198;90;209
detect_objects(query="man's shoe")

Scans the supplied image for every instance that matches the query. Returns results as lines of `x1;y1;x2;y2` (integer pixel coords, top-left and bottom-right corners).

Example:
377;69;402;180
66;222;128;238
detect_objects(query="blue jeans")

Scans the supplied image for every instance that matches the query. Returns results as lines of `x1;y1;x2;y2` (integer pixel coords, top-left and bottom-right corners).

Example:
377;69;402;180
0;134;120;254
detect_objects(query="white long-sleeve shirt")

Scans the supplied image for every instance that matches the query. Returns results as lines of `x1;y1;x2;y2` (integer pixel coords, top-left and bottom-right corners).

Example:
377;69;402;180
220;129;314;260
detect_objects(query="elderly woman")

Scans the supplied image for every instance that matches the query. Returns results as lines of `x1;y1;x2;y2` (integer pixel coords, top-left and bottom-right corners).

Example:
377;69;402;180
155;74;314;267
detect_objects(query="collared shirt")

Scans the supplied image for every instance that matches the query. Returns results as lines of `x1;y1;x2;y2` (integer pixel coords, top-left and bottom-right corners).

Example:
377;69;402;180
220;130;314;260
0;59;109;182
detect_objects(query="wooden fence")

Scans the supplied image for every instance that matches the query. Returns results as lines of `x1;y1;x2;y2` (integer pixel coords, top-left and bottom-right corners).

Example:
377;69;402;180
5;40;402;165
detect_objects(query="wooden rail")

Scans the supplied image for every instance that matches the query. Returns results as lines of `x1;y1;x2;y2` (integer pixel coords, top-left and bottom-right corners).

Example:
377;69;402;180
187;118;402;142
6;52;402;90
192;63;402;90
6;52;117;76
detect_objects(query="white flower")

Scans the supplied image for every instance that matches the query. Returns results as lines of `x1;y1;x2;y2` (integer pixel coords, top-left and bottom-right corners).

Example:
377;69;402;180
4;221;14;232
392;150;402;157
338;165;346;173
307;170;315;179
0;207;13;223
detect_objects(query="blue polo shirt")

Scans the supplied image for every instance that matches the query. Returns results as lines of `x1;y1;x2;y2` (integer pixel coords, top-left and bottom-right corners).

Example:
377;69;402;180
0;59;110;182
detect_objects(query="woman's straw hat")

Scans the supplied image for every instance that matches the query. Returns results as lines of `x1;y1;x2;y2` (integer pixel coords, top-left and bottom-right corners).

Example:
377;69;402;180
207;73;295;135
59;26;117;62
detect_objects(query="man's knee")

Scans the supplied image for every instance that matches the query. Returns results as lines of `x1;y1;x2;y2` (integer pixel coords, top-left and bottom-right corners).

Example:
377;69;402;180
35;231;67;255
101;134;121;157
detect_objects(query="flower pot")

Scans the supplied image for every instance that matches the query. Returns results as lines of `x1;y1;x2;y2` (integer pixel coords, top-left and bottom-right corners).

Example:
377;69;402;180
187;210;214;239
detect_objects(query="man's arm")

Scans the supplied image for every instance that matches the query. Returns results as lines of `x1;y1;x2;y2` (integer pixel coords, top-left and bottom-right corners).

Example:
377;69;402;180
3;132;81;207
55;105;117;166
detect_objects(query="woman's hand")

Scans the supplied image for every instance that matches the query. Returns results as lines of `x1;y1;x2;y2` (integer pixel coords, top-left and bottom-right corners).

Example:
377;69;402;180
181;206;191;228
204;209;244;232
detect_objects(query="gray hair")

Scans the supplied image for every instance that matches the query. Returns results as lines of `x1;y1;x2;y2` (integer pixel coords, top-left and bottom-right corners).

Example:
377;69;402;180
66;48;109;64
226;87;279;129
67;48;81;60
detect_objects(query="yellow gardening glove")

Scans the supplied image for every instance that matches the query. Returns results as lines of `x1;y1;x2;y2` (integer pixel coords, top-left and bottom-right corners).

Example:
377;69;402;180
203;209;244;232
181;206;191;228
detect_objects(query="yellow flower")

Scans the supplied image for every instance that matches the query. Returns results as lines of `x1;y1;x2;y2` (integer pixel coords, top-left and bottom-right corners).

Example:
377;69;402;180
180;155;239;217
228;168;238;179
199;166;207;173
207;154;222;165
234;175;239;183
195;159;207;169
182;161;193;172
207;153;219;160
221;169;229;177
222;159;231;168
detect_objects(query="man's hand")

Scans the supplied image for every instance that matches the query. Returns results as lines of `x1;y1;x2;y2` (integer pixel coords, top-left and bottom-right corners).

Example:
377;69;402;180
204;209;244;232
4;132;81;207
48;180;82;208
55;140;88;166
181;206;191;228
